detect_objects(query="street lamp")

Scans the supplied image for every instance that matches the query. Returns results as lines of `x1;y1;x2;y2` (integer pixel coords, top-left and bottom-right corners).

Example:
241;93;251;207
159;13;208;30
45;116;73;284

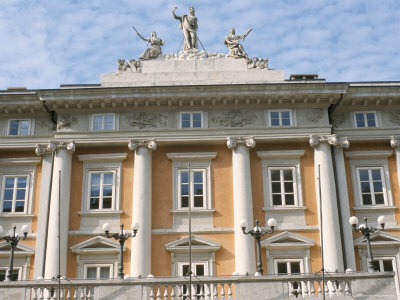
0;224;30;281
241;218;277;276
349;215;386;272
103;223;138;279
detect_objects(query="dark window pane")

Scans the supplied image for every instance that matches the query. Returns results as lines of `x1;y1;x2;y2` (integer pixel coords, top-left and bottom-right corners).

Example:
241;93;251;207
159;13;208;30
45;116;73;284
271;170;280;181
194;184;203;195
277;263;287;274
182;114;190;121
181;196;189;208
272;194;282;205
91;174;101;185
284;182;294;193
196;265;205;276
194;196;203;207
283;170;293;181
16;189;25;200
360;182;370;193
87;267;97;279
383;260;393;272
182;265;190;276
100;267;110;279
291;262;301;274
93;116;103;130
355;113;364;121
285;194;295;205
181;172;188;183
5;177;14;188
356;119;365;127
103;173;113;184
272;182;281;193
359;170;369;181
373;182;383;193
375;193;384;205
371;170;381;180
4;189;13;200
181;184;188;195
366;113;376;127
90;198;99;209
9;121;19;135
15;201;25;212
362;194;372;205
103;197;112;209
90;187;100;197
17;177;27;188
103;185;113;197
372;261;380;272
193;172;202;183
3;201;12;212
193;120;202;128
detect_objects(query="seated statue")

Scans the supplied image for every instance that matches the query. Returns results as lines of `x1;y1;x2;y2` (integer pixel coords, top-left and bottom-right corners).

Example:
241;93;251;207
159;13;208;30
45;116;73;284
224;28;252;60
136;31;164;60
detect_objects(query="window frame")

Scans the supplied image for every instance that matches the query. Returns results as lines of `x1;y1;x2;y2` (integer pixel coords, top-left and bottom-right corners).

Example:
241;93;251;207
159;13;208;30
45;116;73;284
353;111;378;128
178;261;209;277
268;167;298;207
1;175;30;214
7;119;33;136
178;168;207;209
179;112;206;129
274;258;304;275
90;113;117;131
87;170;116;211
84;263;113;279
266;110;293;127
356;167;387;206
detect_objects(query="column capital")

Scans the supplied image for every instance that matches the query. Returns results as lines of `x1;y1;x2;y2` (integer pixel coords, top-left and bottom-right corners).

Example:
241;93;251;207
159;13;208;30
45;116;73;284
128;139;157;151
227;136;255;150
309;135;349;149
390;136;400;148
35;140;75;156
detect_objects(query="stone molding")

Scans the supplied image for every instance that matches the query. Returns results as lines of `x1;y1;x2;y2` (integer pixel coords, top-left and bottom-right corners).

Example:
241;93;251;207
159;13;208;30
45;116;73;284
35;140;75;156
212;110;256;127
226;136;255;149
390;136;400;148
309;135;349;149
128;139;157;151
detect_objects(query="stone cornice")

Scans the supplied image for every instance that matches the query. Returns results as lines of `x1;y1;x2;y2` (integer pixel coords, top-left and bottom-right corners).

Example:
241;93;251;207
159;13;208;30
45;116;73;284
128;139;157;151
226;136;255;149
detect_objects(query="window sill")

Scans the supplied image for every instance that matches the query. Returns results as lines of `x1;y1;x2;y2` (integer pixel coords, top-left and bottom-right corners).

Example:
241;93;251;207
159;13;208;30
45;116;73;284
170;208;216;215
263;206;307;212
0;214;34;218
78;210;123;216
352;206;397;212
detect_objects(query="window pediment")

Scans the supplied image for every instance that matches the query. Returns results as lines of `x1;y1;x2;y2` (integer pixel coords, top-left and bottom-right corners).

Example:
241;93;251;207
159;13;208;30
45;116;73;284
71;236;121;254
0;241;34;256
165;235;221;253
354;231;400;248
261;231;315;249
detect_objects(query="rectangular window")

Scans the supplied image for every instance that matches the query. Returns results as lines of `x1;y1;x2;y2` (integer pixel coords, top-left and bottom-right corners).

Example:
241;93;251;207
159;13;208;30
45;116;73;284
180;112;203;128
276;261;301;275
269;168;296;206
354;112;377;128
0;269;19;281
88;171;114;210
179;169;205;209
269;111;291;126
357;168;386;205
372;259;394;272
8;120;31;136
92;114;115;131
1;175;28;213
85;265;112;279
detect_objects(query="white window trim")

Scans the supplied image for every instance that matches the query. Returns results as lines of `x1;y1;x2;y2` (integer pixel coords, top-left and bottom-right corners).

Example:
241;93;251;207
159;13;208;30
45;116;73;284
0;241;34;281
266;110;295;126
84;263;114;279
258;150;305;209
167;152;216;211
178;261;209;277
78;154;126;214
7;119;34;136
0;158;40;216
353;111;378;128
346;151;394;208
178;111;207;129
90;113;118;131
274;258;304;274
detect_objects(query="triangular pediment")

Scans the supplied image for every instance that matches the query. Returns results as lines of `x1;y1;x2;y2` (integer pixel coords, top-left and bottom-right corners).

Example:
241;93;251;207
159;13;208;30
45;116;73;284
261;231;315;249
354;231;400;247
0;241;34;256
165;235;221;253
71;236;121;254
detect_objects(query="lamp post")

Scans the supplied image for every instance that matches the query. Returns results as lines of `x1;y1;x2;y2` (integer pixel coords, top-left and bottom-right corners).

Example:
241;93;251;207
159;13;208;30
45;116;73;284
103;223;138;279
0;224;30;281
349;215;386;272
241;218;277;276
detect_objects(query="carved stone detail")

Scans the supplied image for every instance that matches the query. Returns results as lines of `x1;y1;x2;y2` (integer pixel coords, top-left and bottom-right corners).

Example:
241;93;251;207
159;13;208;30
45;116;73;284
390;111;400;126
212;110;256;127
309;135;349;149
331;114;344;128
226;136;255;149
390;136;400;148
57;115;78;130
129;112;168;129
128;139;157;151
309;108;324;123
35;140;75;156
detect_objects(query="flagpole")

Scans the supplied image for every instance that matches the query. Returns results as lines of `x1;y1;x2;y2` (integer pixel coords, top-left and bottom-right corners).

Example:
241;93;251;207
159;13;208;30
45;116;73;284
188;163;192;299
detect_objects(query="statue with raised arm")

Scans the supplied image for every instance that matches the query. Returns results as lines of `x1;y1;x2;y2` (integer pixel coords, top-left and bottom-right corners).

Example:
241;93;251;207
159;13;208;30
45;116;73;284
224;28;252;59
133;27;164;60
172;6;198;51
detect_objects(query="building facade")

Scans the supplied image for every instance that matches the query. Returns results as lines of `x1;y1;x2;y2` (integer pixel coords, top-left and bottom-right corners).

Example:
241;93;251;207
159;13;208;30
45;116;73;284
0;56;400;293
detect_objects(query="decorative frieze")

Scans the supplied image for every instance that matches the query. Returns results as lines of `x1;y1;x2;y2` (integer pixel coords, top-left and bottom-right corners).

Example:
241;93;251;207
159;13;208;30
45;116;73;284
128;139;157;151
390;111;400;126
57;114;78;130
309;135;349;149
129;112;168;129
35;141;75;156
331;113;344;128
226;136;255;149
213;110;256;127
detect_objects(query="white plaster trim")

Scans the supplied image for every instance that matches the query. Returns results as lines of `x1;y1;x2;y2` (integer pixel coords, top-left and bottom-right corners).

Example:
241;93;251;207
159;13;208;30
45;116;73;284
263;206;307;212
352;206;397;212
170;208;216;214
0;157;41;166
261;231;315;249
71;236;122;254
257;150;305;159
178;111;207;129
345;151;393;159
167;152;217;160
78;210;123;216
78;153;127;162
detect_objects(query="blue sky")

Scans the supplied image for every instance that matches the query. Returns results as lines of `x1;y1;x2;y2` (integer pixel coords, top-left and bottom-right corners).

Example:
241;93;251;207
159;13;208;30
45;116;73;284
0;0;399;89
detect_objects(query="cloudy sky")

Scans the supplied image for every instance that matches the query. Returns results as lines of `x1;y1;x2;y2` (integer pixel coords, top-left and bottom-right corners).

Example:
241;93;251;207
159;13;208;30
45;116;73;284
0;0;399;90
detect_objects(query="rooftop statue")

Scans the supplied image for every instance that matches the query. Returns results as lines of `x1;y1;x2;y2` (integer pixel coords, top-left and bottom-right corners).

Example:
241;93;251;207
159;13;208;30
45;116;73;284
133;27;164;60
224;28;252;60
172;6;198;51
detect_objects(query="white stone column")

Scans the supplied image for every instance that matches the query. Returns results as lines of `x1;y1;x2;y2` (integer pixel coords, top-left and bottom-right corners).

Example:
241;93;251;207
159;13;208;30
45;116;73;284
227;136;256;275
33;142;57;279
128;139;157;277
333;138;357;271
391;136;400;189
44;141;75;279
309;135;344;273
